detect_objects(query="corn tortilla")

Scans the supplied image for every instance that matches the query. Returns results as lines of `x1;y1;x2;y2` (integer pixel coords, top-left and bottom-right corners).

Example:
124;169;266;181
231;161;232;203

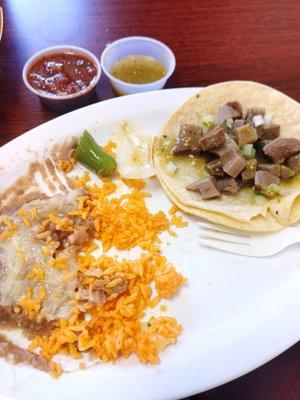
153;81;300;231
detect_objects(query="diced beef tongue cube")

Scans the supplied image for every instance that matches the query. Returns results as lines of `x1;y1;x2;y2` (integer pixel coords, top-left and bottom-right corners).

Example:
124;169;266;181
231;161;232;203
254;170;280;190
258;163;280;177
255;126;264;138
223;154;247;178
217;103;242;124
206;159;225;177
287;153;300;173
233;123;258;147
216;121;228;134
211;144;236;164
254;140;273;163
280;165;295;179
217;177;239;194
172;124;203;155
263;138;300;161
228;137;240;152
233;119;245;129
260;124;280;140
245;107;266;123
186;176;220;199
241;159;257;183
227;101;243;116
199;127;226;151
221;148;237;164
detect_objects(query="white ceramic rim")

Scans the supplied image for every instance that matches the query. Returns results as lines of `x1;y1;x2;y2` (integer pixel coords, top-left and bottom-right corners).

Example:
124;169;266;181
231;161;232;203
0;7;3;42
22;45;102;100
100;36;176;88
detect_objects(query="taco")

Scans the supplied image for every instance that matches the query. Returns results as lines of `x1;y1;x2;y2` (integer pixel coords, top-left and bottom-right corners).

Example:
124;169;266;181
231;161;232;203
153;81;300;231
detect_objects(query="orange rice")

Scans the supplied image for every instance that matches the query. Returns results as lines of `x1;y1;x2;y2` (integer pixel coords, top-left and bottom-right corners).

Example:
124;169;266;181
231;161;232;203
27;169;187;376
57;157;76;173
101;140;117;158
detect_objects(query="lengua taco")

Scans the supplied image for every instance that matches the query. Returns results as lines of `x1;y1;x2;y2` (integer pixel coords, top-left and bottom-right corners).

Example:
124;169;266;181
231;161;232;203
153;81;300;231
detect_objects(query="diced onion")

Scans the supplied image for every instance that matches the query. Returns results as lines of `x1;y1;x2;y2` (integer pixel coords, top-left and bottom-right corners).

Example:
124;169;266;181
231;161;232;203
201;114;215;133
264;112;273;125
252;115;265;127
165;161;178;176
202;114;214;124
226;118;234;129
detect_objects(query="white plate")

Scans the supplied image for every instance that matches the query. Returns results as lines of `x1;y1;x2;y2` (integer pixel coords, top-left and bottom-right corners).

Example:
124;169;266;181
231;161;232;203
0;88;299;400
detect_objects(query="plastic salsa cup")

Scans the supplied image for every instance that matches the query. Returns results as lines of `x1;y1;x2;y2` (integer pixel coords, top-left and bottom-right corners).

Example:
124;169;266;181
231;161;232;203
100;36;176;95
22;45;101;112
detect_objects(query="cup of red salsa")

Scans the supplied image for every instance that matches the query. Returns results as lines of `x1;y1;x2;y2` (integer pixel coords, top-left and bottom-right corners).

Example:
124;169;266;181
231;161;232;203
22;45;101;112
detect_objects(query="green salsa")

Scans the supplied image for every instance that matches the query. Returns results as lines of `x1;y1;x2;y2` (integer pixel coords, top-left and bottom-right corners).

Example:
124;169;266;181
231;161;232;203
110;55;166;84
154;135;208;179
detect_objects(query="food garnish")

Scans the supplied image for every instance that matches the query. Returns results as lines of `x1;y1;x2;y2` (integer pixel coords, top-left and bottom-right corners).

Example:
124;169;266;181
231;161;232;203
165;160;178;176
75;130;117;176
201;114;215;133
241;144;256;159
256;183;281;198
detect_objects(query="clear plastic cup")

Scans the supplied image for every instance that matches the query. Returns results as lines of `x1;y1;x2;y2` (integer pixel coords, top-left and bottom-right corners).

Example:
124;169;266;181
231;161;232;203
100;36;176;95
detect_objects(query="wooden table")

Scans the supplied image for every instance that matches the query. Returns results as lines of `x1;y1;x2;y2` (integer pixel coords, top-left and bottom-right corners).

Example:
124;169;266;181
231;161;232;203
0;1;299;399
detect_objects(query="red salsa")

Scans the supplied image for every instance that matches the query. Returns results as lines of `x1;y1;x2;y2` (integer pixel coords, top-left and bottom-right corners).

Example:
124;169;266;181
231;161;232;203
27;52;97;96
